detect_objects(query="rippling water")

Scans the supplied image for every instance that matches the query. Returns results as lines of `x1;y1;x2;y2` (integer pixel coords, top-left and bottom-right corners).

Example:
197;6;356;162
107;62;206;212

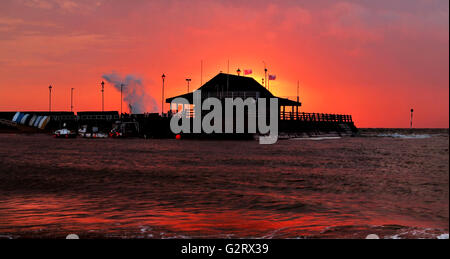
0;130;448;239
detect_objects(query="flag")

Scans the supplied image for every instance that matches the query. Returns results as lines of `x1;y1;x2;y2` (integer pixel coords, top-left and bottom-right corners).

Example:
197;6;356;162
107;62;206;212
268;75;276;80
244;69;252;75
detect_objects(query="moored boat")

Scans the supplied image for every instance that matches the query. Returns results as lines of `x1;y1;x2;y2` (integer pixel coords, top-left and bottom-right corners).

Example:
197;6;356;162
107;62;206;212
54;128;77;138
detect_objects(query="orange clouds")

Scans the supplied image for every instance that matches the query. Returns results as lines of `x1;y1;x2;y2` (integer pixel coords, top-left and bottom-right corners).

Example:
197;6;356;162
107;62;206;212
0;0;448;127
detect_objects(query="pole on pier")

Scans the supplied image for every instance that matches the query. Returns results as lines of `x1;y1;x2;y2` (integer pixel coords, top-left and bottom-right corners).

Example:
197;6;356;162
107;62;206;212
296;81;300;119
410;108;414;129
48;85;52;112
120;84;123;118
227;59;229;95
186;78;191;93
71;88;74;112
161;74;166;115
101;81;105;112
263;61;267;89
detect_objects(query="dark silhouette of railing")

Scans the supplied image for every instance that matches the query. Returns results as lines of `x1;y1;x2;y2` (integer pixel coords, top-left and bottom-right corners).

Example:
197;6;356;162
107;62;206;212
172;109;353;123
0;119;17;127
279;112;353;122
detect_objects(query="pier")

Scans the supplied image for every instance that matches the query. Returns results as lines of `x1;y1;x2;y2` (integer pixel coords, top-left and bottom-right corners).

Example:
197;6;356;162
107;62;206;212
0;73;358;138
166;73;358;137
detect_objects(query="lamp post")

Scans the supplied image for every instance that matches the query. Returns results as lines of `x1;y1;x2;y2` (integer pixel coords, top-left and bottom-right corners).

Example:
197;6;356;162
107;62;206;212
186;78;191;93
48;85;52;112
120;84;124;117
71;88;74;112
410;108;414;129
162;74;166;115
237;68;241;76
101;81;105;112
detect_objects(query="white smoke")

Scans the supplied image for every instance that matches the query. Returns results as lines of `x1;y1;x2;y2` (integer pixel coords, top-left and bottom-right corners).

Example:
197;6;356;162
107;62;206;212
102;72;158;114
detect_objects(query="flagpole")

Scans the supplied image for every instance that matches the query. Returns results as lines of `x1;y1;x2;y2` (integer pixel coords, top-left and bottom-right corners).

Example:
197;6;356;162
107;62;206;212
227;59;229;96
263;61;267;89
200;60;203;86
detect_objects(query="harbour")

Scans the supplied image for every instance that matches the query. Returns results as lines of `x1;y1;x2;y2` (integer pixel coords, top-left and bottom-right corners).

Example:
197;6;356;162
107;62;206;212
0;0;448;244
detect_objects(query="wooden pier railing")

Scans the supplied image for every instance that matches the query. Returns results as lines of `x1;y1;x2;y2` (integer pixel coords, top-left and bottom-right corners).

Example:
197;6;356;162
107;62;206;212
280;112;353;122
172;109;353;123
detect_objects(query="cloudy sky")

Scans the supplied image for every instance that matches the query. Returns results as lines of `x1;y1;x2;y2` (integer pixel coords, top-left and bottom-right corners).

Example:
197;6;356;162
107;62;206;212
0;0;448;127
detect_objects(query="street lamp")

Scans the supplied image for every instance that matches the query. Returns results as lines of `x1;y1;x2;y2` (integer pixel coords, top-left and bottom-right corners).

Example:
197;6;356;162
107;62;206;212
71;88;74;112
162;74;166;115
48;85;52;112
101;81;105;112
186;78;191;93
120;84;124;117
410;108;414;129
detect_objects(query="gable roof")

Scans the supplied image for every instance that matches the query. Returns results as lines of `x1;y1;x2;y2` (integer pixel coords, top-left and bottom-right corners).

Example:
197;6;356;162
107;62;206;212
166;73;301;106
199;73;273;96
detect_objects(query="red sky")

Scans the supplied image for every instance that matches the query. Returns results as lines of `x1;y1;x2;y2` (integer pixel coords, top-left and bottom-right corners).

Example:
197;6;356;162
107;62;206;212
0;0;448;128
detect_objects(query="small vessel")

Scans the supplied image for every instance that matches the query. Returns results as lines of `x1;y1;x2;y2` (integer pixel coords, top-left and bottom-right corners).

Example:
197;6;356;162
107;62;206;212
109;121;139;138
54;124;77;138
78;125;108;138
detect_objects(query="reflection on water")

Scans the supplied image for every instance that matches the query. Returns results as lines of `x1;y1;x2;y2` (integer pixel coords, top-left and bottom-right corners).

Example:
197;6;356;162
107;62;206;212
0;130;448;239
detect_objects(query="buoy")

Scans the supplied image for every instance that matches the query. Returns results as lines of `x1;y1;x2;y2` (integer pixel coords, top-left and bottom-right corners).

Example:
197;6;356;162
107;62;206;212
175;134;181;140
